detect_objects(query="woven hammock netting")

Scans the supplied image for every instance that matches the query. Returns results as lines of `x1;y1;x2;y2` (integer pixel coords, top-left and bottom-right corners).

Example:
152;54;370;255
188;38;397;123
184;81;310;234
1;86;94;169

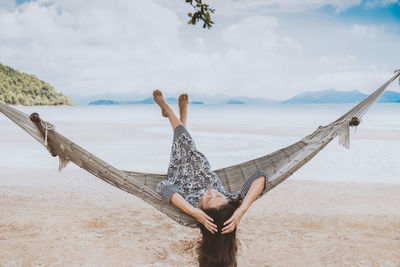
1;71;399;227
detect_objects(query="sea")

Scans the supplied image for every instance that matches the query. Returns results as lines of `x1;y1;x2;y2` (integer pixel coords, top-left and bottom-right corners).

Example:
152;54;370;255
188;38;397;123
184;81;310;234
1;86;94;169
1;103;399;184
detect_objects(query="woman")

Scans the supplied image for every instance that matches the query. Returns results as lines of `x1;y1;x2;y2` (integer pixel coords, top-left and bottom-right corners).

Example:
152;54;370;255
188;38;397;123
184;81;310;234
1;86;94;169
153;90;268;267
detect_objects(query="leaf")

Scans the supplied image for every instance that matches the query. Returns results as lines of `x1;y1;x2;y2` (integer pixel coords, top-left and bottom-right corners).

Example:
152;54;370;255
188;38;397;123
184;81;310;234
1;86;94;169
184;0;214;29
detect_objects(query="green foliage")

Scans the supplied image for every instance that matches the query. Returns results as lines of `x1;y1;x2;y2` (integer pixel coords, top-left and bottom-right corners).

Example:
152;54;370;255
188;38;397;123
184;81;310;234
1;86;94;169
0;62;73;106
185;0;215;29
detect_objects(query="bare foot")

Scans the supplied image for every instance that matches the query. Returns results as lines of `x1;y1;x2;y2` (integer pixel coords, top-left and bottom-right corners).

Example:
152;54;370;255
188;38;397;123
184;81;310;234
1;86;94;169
178;93;189;121
153;90;170;117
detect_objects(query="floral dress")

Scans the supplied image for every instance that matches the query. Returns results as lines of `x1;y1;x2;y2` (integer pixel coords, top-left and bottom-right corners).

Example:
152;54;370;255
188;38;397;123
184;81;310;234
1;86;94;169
156;124;268;208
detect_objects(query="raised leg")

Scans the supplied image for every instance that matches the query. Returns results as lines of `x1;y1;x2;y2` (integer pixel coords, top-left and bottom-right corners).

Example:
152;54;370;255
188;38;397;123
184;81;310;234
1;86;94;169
178;93;189;127
153;90;182;130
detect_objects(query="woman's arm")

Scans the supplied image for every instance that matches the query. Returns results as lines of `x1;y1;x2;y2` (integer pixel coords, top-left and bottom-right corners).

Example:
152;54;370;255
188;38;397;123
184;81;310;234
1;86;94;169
238;175;266;211
221;175;266;234
157;181;217;233
170;192;218;234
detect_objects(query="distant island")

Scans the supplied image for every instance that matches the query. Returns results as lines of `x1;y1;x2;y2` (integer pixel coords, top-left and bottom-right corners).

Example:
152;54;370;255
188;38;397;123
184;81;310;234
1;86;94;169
227;100;244;104
82;94;278;106
282;89;400;104
89;97;204;105
89;98;249;105
88;97;253;105
85;89;400;105
0;62;72;105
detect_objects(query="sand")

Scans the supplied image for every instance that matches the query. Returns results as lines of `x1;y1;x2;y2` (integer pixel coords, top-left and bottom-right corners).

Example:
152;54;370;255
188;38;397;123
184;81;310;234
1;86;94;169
1;168;399;266
1;105;400;266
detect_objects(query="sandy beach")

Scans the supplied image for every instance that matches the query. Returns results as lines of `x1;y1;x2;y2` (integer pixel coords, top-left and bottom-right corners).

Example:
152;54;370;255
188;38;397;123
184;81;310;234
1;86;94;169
1;104;399;266
1;171;399;266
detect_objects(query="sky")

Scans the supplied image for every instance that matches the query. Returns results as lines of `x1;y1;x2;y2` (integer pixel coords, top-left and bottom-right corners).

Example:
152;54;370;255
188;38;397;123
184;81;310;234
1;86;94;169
0;0;399;100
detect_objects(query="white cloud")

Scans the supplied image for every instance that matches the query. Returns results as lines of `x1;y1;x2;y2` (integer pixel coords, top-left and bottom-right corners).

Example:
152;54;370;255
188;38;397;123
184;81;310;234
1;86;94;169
281;36;303;51
0;3;304;98
222;16;302;54
0;0;399;101
314;70;390;91
193;37;206;52
319;55;356;65
208;0;362;14
344;24;385;38
222;16;279;50
289;69;398;95
365;0;399;8
0;0;183;95
0;0;16;10
328;0;363;12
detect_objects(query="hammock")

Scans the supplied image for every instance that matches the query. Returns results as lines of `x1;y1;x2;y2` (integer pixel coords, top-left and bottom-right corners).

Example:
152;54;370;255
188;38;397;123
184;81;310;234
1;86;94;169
1;70;399;227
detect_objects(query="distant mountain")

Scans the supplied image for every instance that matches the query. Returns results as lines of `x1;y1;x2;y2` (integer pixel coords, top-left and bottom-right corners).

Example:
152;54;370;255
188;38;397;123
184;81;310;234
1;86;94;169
89;100;121;105
189;94;278;105
227;100;244;104
283;89;400;103
282;89;366;104
377;90;400;103
79;92;278;105
224;96;278;104
0;62;73;105
89;97;179;105
76;89;400;106
70;92;150;106
136;97;178;104
89;97;205;105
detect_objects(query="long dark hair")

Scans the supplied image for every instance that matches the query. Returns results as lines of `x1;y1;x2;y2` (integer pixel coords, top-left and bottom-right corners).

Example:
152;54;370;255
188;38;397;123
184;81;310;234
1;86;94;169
197;199;241;267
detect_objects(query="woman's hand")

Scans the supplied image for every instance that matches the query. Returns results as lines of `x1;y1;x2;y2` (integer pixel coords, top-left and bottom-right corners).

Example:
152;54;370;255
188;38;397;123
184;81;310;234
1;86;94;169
221;206;246;234
191;207;218;234
222;175;266;234
169;193;217;233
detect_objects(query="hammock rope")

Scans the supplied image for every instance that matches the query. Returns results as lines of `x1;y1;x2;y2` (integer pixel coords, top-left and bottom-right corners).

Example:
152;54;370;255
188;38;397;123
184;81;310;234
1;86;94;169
1;71;399;227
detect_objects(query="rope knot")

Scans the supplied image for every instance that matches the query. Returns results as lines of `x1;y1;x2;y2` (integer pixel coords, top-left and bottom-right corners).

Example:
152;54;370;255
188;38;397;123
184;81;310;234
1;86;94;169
40;120;55;146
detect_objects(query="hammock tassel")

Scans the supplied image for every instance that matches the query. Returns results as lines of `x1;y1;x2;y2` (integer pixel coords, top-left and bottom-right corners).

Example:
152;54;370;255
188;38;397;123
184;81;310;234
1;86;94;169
58;156;70;172
337;121;350;149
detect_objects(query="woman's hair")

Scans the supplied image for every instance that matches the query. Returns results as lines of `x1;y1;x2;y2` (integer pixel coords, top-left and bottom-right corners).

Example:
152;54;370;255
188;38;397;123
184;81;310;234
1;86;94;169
197;199;242;267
